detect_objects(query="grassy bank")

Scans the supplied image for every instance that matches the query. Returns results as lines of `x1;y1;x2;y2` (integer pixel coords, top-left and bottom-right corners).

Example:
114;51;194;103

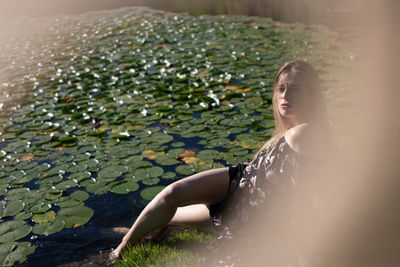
115;229;212;267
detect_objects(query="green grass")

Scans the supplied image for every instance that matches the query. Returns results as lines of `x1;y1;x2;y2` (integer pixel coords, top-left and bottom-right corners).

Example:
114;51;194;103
115;229;213;267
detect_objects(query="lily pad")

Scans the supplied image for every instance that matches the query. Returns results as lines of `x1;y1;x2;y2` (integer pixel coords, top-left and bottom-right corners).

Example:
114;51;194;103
29;203;51;214
171;141;185;148
154;155;180;166
5;188;39;201
205;137;230;148
57;206;94;228
133;166;164;179
56;199;82;208
70;171;92;182
141;178;160;186
0;242;36;267
69;163;88;173
32;210;56;223
54;179;78;190
111;180;139;194
197;150;220;160
175;164;197;176
148;132;173;144
140;186;166;201
32;218;65;236
14;212;32;221
125;157;153;170
0;220;32;243
0;200;24;219
43;189;64;201
161;172;176;179
71;190;89;201
98;165;128;180
85;181;112;195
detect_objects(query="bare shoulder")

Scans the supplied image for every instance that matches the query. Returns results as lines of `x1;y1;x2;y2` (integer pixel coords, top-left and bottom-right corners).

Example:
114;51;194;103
284;123;325;159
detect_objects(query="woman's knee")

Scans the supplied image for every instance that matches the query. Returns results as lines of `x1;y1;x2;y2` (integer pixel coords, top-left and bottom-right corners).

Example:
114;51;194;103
155;182;183;207
155;168;230;207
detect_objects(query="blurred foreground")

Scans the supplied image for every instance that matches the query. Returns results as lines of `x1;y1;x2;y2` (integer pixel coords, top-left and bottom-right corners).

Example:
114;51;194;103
1;0;361;28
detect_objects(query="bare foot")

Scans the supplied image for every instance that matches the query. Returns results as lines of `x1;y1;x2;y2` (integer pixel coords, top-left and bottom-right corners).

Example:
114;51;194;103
109;246;123;263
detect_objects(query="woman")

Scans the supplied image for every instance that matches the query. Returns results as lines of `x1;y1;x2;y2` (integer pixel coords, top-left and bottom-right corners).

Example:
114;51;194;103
109;60;328;262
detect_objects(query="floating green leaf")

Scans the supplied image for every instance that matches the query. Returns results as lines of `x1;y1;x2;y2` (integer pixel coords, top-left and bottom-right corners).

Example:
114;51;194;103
29;202;51;214
0;200;24;219
56;199;82;208
71;190;89;201
197;150;220;160
111;180;139;194
141;178;160;185
69;163;88;173
161;172;176;179
0;221;32;243
14;212;32;221
32;218;65;236
85;181;112;195
140;186;166;201
0;242;36;266
32;210;56;223
98;165;128;180
149;133;173;144
133;166;164;179
171;142;185;148
175;165;197;176
154;155;180;166
57;206;94;228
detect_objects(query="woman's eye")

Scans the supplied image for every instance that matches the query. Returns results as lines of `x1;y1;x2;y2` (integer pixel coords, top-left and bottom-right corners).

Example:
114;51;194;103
278;87;285;92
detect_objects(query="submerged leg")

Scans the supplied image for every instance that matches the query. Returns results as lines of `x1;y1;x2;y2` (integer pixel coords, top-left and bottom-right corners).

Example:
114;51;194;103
109;167;229;260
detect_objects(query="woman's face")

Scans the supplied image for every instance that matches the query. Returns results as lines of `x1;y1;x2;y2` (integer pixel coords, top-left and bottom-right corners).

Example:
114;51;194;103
276;72;309;124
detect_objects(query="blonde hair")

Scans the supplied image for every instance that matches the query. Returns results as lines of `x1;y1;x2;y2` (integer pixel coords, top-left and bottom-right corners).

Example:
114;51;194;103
252;60;328;160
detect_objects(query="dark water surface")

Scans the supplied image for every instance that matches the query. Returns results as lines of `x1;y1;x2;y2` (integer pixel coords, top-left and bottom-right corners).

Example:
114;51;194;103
17;192;140;267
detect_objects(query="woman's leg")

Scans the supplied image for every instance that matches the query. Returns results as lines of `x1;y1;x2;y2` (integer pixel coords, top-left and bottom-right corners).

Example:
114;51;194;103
143;204;213;240
169;204;213;231
110;167;229;260
112;204;213;239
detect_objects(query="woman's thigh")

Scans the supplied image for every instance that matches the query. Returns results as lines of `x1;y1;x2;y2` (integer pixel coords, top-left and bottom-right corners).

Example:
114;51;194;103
163;167;230;207
170;204;211;226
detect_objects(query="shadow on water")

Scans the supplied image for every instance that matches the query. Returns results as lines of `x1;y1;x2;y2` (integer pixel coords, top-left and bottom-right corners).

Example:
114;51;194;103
17;192;144;267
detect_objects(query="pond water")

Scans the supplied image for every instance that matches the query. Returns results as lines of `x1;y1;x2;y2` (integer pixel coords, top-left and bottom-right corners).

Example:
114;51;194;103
0;7;356;267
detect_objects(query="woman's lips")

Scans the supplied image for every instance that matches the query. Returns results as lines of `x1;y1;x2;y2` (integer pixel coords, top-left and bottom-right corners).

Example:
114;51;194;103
280;103;290;108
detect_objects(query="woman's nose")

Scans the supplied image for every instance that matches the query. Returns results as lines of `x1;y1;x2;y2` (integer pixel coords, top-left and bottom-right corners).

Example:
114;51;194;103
282;87;289;99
